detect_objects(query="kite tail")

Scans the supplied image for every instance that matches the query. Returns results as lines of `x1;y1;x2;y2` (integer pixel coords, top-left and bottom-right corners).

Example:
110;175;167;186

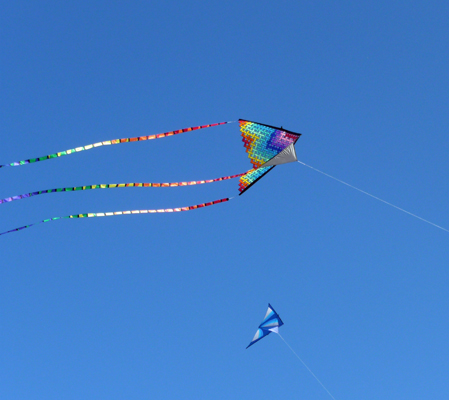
1;121;234;169
0;197;232;236
0;172;246;205
0;216;70;236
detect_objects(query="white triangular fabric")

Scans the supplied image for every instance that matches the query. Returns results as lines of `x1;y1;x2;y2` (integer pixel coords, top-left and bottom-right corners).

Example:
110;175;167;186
252;329;262;342
268;327;279;333
261;143;298;167
262;321;279;328
264;306;274;319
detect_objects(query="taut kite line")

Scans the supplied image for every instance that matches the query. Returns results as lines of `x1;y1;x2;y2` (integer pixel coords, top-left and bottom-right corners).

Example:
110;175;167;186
0;120;302;235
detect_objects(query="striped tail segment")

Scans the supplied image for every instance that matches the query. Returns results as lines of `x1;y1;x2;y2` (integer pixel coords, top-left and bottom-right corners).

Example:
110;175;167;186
1;121;232;168
0;172;246;205
0;197;231;236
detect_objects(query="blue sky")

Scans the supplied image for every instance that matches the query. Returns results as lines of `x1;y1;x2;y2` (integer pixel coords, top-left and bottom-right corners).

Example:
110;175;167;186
1;1;448;399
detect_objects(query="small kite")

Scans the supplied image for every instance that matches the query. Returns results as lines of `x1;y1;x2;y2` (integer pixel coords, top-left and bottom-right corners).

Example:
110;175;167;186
0;119;302;235
247;304;338;400
247;303;284;349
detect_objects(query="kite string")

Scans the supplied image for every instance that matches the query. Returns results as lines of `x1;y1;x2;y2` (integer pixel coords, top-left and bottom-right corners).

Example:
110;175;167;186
297;161;449;234
276;333;337;400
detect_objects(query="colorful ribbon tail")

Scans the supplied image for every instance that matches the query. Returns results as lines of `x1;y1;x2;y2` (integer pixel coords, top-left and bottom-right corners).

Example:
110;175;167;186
0;172;247;205
0;197;232;236
1;121;234;169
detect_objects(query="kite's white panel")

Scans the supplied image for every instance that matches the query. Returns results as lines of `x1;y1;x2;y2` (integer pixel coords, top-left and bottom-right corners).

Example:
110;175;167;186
252;329;263;342
264;306;274;319
262;321;280;328
261;143;298;167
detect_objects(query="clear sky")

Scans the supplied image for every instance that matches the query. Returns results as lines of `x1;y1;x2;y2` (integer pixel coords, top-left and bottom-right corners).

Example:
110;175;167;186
1;1;449;399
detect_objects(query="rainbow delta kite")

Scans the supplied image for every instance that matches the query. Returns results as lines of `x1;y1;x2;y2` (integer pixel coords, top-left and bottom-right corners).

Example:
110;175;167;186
0;119;301;235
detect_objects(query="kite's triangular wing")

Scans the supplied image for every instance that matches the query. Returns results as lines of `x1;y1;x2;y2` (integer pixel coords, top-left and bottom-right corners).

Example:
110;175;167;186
246;303;284;349
238;120;301;195
238;166;275;195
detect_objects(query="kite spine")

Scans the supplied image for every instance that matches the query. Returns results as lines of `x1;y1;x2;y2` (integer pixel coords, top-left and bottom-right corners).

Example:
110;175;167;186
0;197;231;236
0;121;233;168
0;172;246;205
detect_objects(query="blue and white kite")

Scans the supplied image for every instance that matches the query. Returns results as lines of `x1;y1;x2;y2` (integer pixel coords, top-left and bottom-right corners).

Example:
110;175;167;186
246;303;284;349
246;304;338;400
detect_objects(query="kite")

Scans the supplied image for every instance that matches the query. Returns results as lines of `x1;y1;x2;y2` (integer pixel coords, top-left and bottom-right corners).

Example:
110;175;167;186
247;303;284;349
246;304;338;400
2;116;445;235
0;119;302;235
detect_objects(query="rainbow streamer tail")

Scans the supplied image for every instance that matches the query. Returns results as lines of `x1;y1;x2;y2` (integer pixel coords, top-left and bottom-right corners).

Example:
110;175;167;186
0;197;231;236
1;121;233;168
0;172;246;205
